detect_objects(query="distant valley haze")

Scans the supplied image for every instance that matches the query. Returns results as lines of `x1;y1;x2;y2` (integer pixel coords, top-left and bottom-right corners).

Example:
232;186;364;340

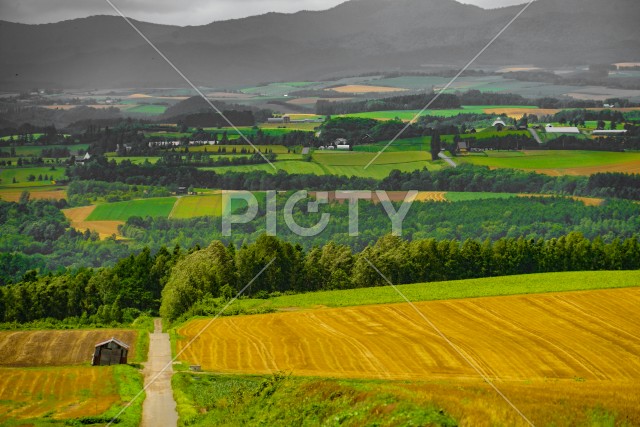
0;0;638;89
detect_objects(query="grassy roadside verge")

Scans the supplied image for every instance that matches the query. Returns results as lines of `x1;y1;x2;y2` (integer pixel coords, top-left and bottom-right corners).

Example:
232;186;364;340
172;372;456;427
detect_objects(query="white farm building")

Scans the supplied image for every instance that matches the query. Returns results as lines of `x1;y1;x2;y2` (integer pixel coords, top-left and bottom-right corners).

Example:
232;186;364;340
545;124;580;134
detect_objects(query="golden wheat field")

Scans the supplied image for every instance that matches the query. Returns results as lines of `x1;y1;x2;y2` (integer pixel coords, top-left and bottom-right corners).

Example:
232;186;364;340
178;287;640;380
0;366;120;421
0;188;67;202
177;288;640;424
0;329;138;366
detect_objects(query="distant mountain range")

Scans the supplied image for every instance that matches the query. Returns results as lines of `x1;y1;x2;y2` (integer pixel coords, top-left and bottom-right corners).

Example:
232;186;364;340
1;0;638;90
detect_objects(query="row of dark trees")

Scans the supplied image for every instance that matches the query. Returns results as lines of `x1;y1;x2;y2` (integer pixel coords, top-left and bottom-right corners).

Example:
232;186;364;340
67;159;640;201
2;232;638;324
317;93;461;115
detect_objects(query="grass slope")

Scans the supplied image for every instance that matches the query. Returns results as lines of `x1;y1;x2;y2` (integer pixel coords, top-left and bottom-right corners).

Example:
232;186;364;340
231;271;640;312
458;150;640;175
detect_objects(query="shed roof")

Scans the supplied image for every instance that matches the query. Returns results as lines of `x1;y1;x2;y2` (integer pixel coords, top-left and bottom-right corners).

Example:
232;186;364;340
95;337;130;349
545;126;580;134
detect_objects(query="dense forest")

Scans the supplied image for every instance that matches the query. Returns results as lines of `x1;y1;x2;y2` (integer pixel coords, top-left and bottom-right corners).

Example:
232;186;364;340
1;232;639;326
2;193;640;285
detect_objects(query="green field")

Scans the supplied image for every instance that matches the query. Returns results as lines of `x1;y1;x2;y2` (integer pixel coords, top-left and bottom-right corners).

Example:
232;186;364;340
341;105;537;121
87;198;177;221
201;151;439;179
240;82;322;97
0;133;45;141
458;150;640;172
188;144;291;154
444;192;520;202
171;195;224;218
8;144;89;157
0;167;67;187
354;136;432;152
126;105;168;115
106;156;162;164
229;271;640;313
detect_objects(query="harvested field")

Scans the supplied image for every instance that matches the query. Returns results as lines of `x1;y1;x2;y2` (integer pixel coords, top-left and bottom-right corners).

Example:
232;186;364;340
177;287;640;382
0;329;138;366
0;188;66;202
415;191;447;202
534;159;640;176
0;366;119;421
63;205;124;238
483;107;560;118
330;85;408;94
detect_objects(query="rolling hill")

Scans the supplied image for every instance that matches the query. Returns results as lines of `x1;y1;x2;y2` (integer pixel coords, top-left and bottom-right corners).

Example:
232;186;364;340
1;0;639;89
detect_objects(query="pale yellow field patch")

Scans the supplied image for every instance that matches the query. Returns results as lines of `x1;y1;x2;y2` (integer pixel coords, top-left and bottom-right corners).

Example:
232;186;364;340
330;85;409;94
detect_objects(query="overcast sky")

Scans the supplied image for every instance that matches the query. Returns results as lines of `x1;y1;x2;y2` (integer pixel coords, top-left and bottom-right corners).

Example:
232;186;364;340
0;0;527;26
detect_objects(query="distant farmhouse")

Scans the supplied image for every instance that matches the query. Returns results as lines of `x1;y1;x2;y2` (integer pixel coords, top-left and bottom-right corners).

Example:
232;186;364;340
268;115;323;124
335;138;350;150
492;119;507;131
75;152;92;165
457;141;469;154
545;124;581;134
318;137;351;150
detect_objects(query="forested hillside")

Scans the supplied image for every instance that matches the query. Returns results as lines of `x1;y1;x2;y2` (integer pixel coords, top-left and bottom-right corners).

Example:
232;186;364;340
1;232;639;327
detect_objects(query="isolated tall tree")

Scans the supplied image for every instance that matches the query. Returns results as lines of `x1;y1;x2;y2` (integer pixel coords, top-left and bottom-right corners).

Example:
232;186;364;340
430;132;441;161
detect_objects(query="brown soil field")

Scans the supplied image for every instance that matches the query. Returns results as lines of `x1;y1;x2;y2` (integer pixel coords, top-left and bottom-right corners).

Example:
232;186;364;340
534;159;640;176
0;366;120;421
483;107;561;118
0;329;138;366
0;188;66;202
178;287;640;425
330;85;409;94
177;287;640;381
63;205;124;238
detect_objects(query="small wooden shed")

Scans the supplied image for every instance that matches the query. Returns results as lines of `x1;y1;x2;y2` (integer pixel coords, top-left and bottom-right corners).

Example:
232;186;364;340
92;338;130;366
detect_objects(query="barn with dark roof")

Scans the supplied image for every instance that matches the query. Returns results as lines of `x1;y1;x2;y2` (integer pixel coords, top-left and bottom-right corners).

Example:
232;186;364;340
92;338;130;366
